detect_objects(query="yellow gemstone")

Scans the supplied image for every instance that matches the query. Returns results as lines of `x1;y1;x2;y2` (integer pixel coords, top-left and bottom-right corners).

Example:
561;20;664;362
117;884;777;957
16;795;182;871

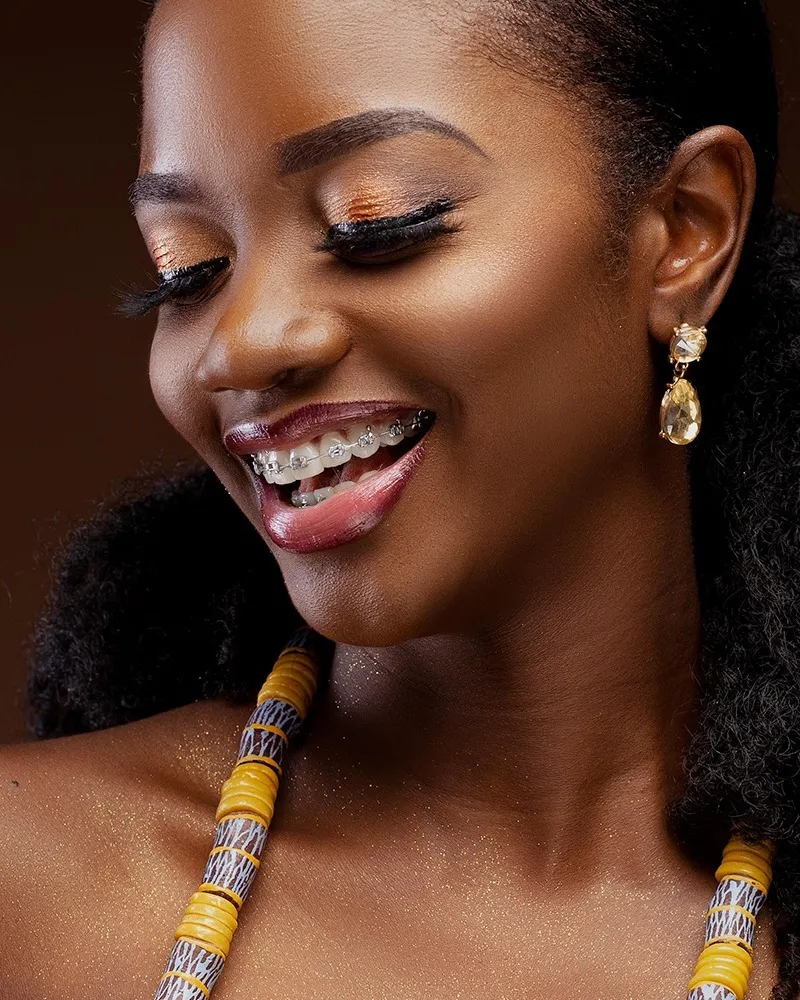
670;324;708;363
660;378;702;444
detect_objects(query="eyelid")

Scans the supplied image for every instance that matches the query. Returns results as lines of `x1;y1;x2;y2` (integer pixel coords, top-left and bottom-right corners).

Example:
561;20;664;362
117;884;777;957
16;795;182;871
313;196;458;253
324;196;455;236
153;244;176;271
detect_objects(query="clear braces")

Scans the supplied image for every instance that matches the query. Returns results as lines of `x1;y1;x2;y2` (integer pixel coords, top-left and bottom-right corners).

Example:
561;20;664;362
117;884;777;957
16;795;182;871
251;410;432;480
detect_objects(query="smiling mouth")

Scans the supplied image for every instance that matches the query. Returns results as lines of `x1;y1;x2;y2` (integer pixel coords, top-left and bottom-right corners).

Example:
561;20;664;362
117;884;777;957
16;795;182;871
243;408;435;508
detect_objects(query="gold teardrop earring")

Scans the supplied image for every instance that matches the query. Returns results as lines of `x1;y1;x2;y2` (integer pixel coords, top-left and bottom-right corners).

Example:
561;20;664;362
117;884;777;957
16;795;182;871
659;322;708;445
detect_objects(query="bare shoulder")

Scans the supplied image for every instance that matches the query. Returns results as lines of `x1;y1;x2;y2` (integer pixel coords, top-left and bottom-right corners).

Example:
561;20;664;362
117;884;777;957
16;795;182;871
0;701;250;1000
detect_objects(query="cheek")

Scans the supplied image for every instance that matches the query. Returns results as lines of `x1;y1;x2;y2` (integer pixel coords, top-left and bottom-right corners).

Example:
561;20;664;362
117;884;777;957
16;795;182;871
149;323;216;458
377;203;649;470
335;193;655;615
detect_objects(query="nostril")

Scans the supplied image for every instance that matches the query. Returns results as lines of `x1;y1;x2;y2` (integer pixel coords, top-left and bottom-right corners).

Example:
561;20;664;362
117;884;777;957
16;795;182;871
259;369;291;392
198;353;293;393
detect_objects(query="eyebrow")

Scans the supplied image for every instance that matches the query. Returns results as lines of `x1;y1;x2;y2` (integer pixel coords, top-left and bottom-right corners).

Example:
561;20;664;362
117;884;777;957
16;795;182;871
129;171;201;209
274;106;488;175
130;106;487;209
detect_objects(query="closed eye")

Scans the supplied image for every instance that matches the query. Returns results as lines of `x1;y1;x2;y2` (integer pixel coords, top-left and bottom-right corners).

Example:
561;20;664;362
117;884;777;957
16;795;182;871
120;197;464;318
117;256;230;318
313;197;463;263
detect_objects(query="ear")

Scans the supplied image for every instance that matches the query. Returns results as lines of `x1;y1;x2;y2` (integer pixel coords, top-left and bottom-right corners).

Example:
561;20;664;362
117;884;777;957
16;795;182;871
644;126;757;345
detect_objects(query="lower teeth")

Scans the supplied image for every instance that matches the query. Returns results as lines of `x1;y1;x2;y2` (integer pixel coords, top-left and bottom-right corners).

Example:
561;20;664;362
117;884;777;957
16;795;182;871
290;480;355;508
290;471;380;508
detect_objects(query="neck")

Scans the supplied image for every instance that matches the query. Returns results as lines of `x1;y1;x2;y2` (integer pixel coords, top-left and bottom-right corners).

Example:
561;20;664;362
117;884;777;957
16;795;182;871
294;451;701;884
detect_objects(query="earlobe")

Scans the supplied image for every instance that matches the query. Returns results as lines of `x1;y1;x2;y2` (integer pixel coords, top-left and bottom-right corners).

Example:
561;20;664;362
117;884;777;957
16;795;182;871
647;126;757;344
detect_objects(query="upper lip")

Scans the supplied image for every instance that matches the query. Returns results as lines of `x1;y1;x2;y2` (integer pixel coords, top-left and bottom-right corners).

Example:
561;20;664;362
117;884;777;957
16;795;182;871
224;400;432;455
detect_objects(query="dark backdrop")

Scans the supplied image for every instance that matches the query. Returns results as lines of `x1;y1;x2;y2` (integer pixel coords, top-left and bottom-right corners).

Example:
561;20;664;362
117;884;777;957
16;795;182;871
2;2;799;743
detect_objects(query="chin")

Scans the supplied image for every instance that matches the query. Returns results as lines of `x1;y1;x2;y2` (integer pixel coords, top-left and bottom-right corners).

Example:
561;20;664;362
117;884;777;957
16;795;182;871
279;555;439;646
272;541;450;648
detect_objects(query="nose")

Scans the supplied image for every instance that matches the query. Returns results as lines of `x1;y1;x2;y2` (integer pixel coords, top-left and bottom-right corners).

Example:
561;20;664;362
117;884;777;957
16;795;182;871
196;292;351;394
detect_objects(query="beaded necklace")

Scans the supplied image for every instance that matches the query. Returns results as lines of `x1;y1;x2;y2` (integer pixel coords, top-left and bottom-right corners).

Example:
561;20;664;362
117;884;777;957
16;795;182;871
151;628;775;1000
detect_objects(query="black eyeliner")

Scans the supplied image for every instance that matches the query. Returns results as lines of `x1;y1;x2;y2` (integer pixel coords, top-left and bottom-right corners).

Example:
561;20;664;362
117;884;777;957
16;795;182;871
313;196;458;254
117;256;230;318
120;196;461;318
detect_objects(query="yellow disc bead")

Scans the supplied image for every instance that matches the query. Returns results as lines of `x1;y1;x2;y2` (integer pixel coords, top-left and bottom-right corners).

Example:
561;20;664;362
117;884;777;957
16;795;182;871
278;650;318;672
256;677;315;715
177;924;233;959
272;650;317;676
180;892;238;932
277;664;318;702
714;836;774;893
725;836;775;864
275;651;318;677
281;643;314;656
197;884;244;910
216;761;280;825
705;905;757;925
715;856;773;895
236;753;283;775
257;653;318;716
176;891;239;959
688;942;754;1000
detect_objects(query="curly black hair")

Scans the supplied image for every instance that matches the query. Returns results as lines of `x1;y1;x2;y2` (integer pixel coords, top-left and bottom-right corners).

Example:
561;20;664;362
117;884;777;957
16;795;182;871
27;1;800;997
28;465;301;736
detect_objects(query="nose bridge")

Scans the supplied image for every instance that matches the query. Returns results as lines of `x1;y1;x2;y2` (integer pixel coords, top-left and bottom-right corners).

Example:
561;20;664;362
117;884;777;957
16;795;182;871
196;264;351;392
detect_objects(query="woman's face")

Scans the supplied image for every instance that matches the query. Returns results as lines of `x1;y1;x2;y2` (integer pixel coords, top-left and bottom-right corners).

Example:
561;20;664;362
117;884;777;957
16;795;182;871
136;0;660;644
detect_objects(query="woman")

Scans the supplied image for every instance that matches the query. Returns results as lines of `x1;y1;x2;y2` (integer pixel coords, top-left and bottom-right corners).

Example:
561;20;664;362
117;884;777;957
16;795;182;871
2;0;798;997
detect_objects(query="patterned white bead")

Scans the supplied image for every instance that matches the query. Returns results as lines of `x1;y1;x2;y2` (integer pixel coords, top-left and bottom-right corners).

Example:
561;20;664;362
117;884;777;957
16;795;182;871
687;986;738;1000
238;726;287;769
154;978;206;1000
202;848;259;905
709;878;767;917
702;877;767;953
705;903;756;950
213;815;268;858
248;698;302;740
155;940;225;999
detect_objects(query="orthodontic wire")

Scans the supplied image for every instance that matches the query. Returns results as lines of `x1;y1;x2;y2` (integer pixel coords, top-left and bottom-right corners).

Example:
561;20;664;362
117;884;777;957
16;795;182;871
251;412;430;479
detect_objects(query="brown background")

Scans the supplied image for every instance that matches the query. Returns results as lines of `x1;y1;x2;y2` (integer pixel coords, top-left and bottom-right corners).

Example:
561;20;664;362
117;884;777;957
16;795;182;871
2;3;799;743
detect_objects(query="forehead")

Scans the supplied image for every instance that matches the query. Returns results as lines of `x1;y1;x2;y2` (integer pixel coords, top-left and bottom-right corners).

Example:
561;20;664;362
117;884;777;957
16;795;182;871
143;0;467;162
140;0;580;186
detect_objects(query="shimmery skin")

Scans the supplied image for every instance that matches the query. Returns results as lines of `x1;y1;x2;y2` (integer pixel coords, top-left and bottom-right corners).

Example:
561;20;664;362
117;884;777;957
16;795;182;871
0;686;780;1000
0;701;249;1000
152;242;176;270
340;187;410;221
143;227;230;276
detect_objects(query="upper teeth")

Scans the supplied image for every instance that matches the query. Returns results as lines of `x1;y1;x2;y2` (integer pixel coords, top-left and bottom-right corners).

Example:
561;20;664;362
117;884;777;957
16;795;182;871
251;412;425;485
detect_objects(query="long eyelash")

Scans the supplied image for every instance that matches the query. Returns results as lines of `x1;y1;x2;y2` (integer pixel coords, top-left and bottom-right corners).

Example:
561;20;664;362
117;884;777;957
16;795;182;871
313;197;461;256
116;256;230;318
119;199;458;318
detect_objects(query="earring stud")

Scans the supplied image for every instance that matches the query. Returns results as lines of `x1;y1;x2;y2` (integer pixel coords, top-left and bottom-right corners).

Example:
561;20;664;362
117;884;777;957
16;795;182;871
659;322;708;445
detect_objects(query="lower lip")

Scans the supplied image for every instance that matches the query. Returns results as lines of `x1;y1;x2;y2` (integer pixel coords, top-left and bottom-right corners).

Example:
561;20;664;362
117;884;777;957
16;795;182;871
256;433;431;554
